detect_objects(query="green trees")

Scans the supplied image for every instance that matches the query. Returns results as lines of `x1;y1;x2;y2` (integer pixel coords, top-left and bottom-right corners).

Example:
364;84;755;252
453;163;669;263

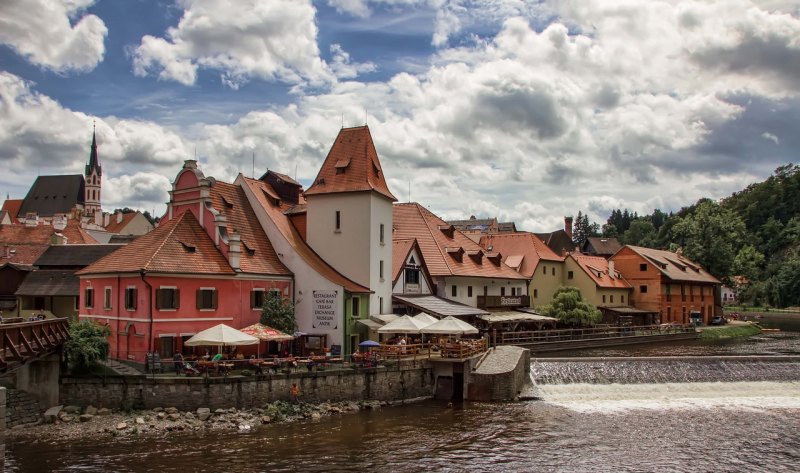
541;287;601;326
622;219;656;247
64;320;110;371
572;211;600;247
260;293;297;335
670;199;747;285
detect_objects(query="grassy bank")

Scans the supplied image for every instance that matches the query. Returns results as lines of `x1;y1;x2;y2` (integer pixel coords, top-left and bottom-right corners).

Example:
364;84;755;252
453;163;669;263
699;323;762;340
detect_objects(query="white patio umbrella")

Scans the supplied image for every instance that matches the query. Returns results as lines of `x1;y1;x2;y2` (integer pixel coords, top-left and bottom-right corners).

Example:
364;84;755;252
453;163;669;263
412;312;439;327
377;315;426;334
184;323;260;347
421;316;479;335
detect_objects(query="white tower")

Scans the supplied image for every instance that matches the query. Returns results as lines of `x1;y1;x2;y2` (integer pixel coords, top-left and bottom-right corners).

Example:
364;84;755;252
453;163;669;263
304;125;396;316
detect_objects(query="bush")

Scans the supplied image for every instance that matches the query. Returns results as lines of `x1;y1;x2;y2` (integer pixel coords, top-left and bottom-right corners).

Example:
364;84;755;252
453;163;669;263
64;320;110;372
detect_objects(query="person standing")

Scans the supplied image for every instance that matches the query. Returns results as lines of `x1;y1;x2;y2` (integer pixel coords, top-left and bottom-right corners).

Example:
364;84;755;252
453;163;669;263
173;352;184;375
290;383;300;402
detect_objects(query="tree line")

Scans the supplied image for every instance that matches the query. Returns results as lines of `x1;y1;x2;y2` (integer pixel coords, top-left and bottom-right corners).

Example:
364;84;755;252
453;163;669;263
568;164;800;308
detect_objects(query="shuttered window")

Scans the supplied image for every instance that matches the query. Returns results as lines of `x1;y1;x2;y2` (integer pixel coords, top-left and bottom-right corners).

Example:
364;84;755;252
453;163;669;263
196;288;218;310
125;287;137;310
155;288;180;310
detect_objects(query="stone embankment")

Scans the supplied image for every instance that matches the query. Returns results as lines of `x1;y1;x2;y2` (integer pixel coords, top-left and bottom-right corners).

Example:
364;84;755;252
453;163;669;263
7;399;398;442
5;389;41;428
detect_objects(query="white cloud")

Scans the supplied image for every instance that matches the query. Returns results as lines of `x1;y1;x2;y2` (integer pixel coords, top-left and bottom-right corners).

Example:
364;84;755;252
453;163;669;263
131;0;373;88
0;72;187;214
0;0;107;73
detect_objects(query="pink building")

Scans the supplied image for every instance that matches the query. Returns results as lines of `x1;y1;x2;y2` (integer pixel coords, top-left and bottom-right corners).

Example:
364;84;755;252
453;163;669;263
77;161;293;363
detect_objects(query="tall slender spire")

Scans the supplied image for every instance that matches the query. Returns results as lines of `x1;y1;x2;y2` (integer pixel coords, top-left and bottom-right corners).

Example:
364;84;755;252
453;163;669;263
86;124;102;177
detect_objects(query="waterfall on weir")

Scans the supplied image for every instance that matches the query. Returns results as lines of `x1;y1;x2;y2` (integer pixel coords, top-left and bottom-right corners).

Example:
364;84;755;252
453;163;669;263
527;358;800;411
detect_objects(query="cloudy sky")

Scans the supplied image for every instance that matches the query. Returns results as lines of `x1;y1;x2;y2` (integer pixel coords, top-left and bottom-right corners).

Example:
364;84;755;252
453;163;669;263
1;0;798;232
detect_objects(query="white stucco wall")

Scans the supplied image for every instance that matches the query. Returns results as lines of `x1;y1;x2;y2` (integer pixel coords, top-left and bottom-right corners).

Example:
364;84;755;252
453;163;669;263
435;276;528;307
392;246;433;295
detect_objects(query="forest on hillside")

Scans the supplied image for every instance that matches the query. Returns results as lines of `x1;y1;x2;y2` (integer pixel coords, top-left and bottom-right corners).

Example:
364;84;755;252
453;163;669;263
570;164;800;308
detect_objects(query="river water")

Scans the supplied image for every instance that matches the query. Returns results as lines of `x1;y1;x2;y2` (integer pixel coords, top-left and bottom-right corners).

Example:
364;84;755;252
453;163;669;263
6;316;800;472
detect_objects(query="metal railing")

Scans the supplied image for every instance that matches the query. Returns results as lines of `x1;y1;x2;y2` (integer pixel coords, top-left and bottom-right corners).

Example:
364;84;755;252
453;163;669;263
498;323;695;346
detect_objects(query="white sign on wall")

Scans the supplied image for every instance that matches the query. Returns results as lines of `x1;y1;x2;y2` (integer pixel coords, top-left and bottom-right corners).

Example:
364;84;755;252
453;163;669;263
312;290;338;329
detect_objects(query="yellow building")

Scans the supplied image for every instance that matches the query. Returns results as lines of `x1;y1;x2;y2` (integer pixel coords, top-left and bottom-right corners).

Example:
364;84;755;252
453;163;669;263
564;254;632;308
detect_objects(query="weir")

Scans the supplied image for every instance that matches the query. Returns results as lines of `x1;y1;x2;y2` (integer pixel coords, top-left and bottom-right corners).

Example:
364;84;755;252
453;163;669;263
531;356;800;385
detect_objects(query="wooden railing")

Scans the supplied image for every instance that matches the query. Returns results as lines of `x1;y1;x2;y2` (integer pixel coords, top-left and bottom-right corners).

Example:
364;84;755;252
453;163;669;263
498;324;695;346
0;318;70;373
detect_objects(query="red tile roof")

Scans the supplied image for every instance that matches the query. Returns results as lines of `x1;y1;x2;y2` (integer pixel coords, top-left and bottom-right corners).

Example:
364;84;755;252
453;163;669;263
304;126;397;202
0;245;48;266
77;210;235;275
208;180;291;276
479;232;563;278
393;203;527;280
240;176;371;293
0;219;97;246
620;246;720;284
1;199;22;222
392;239;416;283
104;212;139;233
569;254;631;289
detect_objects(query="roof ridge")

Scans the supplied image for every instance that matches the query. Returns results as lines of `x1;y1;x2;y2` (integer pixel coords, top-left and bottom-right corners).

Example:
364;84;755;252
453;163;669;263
143;211;188;271
416;203;454;276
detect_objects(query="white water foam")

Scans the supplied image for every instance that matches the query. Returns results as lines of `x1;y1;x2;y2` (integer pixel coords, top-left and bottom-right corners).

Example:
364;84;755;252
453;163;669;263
538;381;800;413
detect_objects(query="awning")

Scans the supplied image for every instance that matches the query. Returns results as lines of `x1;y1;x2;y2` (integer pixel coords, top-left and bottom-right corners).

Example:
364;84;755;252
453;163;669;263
357;319;383;330
370;313;399;324
393;295;489;318
477;311;558;324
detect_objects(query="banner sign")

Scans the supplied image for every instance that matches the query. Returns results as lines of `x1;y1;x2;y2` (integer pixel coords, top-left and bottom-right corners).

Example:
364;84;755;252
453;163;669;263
312;290;338;329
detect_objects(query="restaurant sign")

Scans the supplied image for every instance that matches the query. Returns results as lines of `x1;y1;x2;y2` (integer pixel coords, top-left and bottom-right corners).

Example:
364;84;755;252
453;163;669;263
500;296;523;306
312;290;338;329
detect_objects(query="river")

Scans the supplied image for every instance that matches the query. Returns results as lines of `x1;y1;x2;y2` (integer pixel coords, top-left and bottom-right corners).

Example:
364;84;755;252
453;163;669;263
6;315;800;472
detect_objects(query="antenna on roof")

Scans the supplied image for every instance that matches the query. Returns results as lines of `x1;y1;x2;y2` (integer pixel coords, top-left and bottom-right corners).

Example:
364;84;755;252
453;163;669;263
252;152;255;179
364;108;368;125
341;113;344;129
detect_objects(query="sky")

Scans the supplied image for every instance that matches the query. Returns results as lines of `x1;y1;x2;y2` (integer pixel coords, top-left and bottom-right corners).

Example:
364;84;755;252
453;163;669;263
1;0;798;232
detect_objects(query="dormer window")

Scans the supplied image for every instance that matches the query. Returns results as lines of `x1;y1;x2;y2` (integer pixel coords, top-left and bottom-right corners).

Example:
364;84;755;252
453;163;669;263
221;196;234;209
335;158;350;174
179;241;196;253
438;224;455;238
242;241;255;256
446;247;464;263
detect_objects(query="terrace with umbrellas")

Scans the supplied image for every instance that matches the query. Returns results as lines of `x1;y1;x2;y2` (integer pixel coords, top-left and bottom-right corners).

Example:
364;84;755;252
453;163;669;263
152;313;487;377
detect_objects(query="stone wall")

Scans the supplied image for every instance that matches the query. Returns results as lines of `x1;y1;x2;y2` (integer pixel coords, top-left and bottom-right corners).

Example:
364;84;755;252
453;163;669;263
5;388;42;428
60;362;435;411
467;346;531;401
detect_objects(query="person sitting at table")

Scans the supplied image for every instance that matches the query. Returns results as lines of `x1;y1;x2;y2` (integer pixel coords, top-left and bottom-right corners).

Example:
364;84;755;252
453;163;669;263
248;355;262;374
202;350;210;361
211;352;224;362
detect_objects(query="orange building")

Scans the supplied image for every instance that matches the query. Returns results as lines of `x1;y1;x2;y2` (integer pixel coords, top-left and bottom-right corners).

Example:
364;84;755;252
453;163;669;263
610;246;720;324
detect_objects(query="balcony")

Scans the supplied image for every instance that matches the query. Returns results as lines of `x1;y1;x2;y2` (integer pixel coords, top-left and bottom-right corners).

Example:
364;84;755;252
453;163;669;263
477;295;530;309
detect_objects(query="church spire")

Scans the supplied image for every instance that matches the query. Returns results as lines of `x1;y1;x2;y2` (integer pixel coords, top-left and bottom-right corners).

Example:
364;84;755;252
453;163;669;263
85;123;102;177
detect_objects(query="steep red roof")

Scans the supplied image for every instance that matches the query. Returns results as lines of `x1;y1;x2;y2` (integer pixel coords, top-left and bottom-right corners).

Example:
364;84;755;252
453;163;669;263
304;126;396;201
208;180;291;276
570;254;631;289
393;203;527;280
479;232;563;278
0;245;48;266
1;199;22;222
104;212;138;233
392;239;416;283
240;176;371;293
77;210;235;275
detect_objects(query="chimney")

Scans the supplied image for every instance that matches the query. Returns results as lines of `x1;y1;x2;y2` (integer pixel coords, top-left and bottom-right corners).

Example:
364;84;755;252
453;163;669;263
564;216;573;239
103;212;110;226
228;231;241;271
608;260;615;279
117;212;123;224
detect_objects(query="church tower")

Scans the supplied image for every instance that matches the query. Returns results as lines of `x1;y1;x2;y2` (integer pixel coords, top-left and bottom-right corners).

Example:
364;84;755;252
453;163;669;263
84;127;102;216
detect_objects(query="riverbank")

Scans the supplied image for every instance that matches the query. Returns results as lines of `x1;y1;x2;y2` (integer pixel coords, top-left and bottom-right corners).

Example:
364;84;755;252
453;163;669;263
697;322;762;340
5;398;416;443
